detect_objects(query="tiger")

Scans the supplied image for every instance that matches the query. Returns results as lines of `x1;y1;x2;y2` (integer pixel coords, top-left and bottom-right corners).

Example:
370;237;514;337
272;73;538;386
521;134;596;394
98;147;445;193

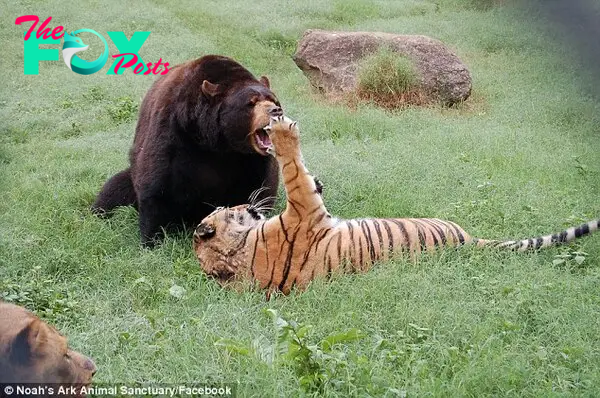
193;116;599;296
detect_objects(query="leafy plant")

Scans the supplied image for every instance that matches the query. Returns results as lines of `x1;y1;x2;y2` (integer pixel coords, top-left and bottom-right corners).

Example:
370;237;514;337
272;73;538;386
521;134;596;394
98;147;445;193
553;250;588;268
168;284;186;300
215;309;366;394
267;308;366;393
84;85;106;101
0;266;79;322
107;96;138;124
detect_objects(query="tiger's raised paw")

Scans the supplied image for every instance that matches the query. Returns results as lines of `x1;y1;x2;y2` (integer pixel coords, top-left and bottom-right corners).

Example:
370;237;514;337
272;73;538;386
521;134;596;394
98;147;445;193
266;116;298;134
263;115;299;156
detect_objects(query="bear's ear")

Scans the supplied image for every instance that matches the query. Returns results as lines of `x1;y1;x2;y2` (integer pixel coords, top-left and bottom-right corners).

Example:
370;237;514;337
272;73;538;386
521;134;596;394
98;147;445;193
201;80;221;97
259;76;270;89
9;319;47;365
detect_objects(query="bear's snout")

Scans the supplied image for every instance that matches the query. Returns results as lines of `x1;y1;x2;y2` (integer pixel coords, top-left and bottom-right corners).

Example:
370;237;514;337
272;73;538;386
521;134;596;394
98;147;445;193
268;105;283;117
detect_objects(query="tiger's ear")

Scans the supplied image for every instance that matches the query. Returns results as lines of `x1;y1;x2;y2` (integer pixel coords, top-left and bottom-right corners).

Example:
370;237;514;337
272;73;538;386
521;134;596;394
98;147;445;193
259;76;270;89
247;206;262;220
194;223;215;240
201;80;221;97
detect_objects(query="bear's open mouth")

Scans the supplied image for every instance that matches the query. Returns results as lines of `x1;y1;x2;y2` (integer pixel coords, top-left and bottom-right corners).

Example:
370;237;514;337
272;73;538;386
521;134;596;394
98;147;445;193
254;128;272;153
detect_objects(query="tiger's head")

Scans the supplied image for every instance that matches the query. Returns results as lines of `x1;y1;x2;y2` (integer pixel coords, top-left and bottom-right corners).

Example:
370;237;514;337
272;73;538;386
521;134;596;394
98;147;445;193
193;200;267;287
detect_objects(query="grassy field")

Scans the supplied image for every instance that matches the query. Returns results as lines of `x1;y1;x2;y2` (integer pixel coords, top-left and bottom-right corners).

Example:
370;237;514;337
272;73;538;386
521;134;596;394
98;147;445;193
1;0;600;396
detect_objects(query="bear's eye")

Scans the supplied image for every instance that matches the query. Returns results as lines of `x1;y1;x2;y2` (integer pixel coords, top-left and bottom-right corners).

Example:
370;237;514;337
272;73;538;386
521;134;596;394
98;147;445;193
247;97;258;107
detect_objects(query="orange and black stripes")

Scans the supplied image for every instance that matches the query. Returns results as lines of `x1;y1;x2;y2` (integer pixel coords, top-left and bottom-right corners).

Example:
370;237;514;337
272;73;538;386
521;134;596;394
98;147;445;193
193;117;600;295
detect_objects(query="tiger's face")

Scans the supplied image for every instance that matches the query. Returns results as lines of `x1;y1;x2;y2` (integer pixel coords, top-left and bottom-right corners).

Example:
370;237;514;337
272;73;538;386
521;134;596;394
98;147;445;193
193;204;266;286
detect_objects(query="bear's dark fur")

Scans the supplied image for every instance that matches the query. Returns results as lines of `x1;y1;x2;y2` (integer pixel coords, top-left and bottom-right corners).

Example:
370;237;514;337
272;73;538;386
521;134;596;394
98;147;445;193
92;55;282;246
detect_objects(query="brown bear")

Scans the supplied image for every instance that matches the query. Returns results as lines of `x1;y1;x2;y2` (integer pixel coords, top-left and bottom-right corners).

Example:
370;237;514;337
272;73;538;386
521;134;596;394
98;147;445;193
91;55;282;246
0;302;97;387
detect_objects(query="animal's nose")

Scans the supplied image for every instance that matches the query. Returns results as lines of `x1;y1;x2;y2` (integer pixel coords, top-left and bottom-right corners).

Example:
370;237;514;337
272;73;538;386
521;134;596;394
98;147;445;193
268;105;283;116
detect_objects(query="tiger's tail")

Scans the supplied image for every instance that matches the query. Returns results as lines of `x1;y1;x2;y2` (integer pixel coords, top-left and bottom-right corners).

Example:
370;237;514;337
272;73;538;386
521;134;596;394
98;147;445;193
472;219;600;251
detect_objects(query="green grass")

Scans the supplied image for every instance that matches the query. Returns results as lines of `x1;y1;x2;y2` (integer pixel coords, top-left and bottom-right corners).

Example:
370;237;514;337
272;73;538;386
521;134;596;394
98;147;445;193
1;0;600;396
357;47;420;105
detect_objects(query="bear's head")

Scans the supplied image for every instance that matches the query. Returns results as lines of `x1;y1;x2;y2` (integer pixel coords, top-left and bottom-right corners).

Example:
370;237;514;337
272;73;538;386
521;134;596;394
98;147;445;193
0;302;97;389
196;55;283;155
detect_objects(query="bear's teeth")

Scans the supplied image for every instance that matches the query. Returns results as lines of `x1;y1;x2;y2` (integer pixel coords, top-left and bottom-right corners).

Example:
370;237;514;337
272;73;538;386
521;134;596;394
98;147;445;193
256;130;272;149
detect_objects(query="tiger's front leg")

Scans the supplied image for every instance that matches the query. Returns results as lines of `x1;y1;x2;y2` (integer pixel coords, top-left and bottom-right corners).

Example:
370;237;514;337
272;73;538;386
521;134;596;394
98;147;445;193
265;116;328;221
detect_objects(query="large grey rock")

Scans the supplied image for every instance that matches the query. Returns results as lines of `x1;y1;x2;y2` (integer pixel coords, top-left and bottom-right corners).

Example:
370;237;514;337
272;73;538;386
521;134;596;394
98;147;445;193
293;30;472;105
